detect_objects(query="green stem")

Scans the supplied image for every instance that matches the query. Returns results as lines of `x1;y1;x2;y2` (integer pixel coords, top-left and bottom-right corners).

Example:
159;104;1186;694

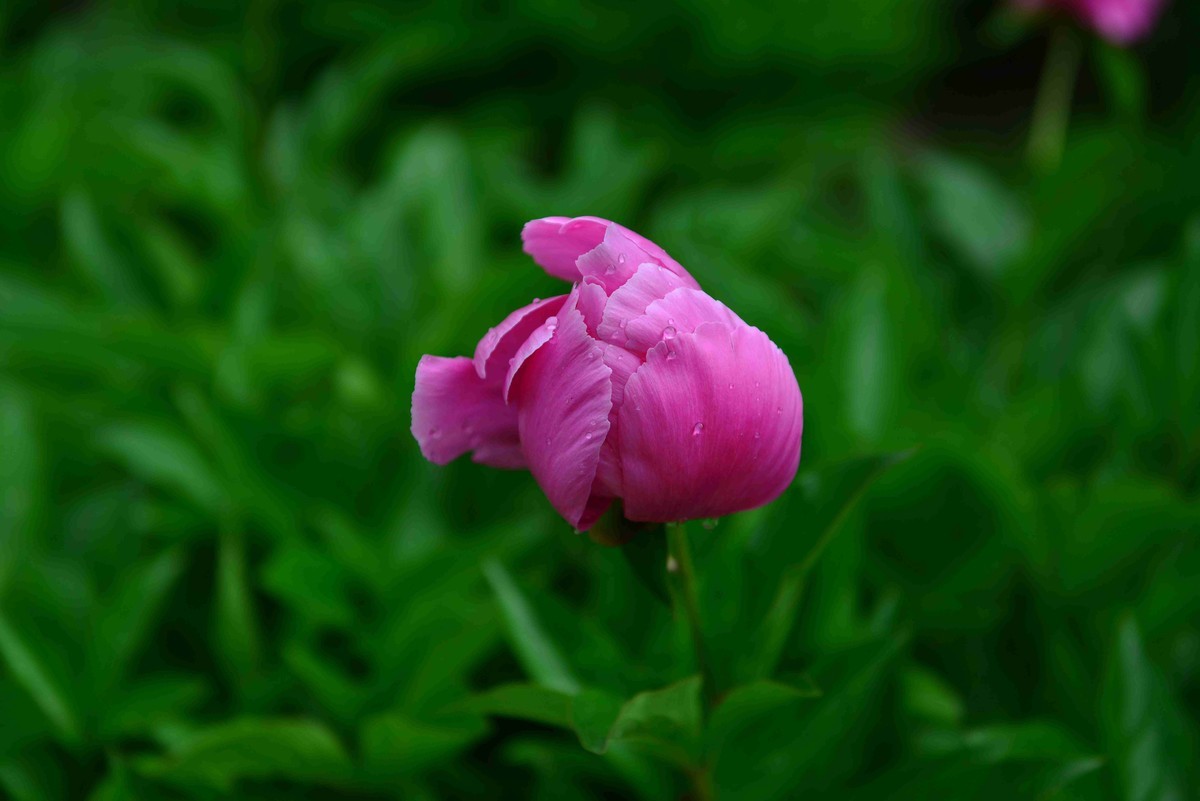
1028;25;1082;172
666;523;712;706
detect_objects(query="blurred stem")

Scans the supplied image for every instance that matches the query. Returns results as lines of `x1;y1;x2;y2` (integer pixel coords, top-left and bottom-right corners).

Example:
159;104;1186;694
1028;25;1082;172
666;523;712;707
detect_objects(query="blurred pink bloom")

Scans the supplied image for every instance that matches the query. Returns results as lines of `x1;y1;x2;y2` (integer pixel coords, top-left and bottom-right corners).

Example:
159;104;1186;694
412;216;804;531
1019;0;1168;44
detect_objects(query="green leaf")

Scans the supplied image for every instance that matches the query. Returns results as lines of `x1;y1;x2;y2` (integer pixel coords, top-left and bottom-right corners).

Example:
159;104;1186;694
711;634;905;799
360;712;487;781
461;683;574;728
741;451;914;681
95;421;229;516
1100;613;1196;801
90;549;186;695
136;718;352;791
901;665;965;728
482;560;579;694
917;720;1091;763
572;676;703;757
917;152;1030;282
261;545;355;628
213;529;261;687
568;689;624;754
98;674;209;740
0;610;83;747
0;384;41;598
60;188;149;309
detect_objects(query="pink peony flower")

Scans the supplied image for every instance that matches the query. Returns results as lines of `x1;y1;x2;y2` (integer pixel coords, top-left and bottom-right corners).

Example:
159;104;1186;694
411;216;803;531
1019;0;1168;44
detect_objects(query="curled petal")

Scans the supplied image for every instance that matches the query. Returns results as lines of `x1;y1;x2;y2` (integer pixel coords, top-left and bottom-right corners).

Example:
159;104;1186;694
473;295;566;379
510;308;614;528
621;287;744;355
596;263;691;345
411;356;524;469
522;216;699;289
521;217;608;282
618;322;803;522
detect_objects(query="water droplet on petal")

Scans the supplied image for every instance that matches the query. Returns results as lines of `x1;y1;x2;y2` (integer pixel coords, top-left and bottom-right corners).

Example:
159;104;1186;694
666;555;679;572
728;382;734;390
754;431;761;440
430;428;443;440
532;297;541;303
663;326;676;340
585;432;592;440
667;317;676;326
617;253;626;265
754;381;761;389
545;435;552;445
692;422;705;436
605;263;616;275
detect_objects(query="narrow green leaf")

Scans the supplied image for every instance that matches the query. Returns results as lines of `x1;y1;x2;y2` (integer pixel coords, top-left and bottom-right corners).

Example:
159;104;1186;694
136;718;352;791
461;684;574;729
91;549;186;694
95;422;229;516
213;528;261;686
917;152;1030;281
482;560;579;694
0;611;82;746
0;384;41;598
742;451;914;680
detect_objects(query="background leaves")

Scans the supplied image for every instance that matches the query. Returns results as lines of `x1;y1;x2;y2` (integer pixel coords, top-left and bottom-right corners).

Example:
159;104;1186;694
0;0;1198;799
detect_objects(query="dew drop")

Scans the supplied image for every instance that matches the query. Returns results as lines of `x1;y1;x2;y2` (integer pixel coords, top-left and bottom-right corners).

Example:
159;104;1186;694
545;435;552;445
585;432;592;440
728;382;734;390
692;422;705;436
667;317;676;326
754;381;761;389
666;555;679;573
754;431;761;440
617;253;627;265
605;263;616;275
701;518;718;531
532;297;541;303
430;428;443;440
663;326;677;340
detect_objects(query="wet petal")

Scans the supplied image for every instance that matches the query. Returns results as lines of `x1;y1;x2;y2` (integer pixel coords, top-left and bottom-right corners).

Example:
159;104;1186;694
473;295;567;379
596;263;691;345
510;307;613;528
521;217;608;281
411;356;524;469
621;287;743;355
522;216;699;288
618;322;803;522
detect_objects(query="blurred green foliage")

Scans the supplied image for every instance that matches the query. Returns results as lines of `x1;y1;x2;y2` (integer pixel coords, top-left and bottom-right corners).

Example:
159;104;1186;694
0;0;1198;799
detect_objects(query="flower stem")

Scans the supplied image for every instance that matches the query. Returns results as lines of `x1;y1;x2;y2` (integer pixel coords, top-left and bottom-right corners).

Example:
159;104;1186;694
1028;25;1082;172
666;523;712;705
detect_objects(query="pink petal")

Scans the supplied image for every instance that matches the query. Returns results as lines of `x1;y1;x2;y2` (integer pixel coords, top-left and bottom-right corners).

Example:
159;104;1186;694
521;217;608;282
510;307;613;528
522;216;700;288
621;287;744;355
596;263;691;344
473;295;567;379
591;344;641;499
576;278;608;338
618;322;803;522
411;356;524;469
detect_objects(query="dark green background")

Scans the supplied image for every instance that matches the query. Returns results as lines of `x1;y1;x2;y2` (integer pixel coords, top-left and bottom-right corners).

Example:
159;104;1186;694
0;1;1197;799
